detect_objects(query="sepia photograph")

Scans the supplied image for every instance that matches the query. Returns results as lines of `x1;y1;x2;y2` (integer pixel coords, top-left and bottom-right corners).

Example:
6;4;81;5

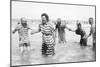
11;0;96;66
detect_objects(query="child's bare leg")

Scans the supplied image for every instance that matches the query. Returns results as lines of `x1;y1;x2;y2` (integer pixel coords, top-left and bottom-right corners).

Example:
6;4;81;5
19;43;24;53
20;46;24;53
27;45;31;51
24;43;30;52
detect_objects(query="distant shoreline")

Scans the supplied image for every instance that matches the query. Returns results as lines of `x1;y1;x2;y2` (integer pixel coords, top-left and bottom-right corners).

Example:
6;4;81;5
12;18;89;24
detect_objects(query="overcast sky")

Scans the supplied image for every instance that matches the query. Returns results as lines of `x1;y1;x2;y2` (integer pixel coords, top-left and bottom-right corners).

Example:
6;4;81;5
12;1;95;21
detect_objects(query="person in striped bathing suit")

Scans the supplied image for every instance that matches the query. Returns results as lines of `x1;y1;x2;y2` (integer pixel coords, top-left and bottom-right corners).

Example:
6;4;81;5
12;17;31;53
31;13;55;56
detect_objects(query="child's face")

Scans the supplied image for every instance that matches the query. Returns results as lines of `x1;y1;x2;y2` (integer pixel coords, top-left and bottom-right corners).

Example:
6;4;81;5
77;24;81;28
21;18;27;27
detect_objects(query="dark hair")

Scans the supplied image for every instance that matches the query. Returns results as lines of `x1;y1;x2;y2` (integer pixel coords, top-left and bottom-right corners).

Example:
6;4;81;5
41;13;49;22
77;23;81;26
89;17;93;24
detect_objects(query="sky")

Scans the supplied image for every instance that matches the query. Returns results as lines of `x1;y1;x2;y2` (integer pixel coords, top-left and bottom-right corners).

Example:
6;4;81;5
12;1;95;21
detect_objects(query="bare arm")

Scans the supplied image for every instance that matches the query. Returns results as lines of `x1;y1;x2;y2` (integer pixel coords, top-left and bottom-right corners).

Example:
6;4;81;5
12;28;17;34
82;30;88;39
52;21;56;25
13;22;20;34
86;27;92;39
65;25;75;32
31;29;40;35
88;27;92;37
27;26;32;30
31;25;41;35
12;25;19;34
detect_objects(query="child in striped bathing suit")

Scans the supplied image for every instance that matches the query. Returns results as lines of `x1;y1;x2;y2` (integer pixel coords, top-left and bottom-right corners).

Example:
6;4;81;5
31;13;55;56
13;17;31;53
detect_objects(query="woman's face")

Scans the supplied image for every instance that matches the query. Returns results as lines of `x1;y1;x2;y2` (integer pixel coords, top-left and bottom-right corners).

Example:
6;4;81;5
41;16;47;24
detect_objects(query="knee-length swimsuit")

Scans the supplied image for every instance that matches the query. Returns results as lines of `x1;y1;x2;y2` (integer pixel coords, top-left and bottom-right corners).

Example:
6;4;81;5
14;23;30;47
39;23;55;56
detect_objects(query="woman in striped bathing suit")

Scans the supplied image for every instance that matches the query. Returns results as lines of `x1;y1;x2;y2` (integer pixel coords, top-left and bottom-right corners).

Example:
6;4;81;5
31;13;55;56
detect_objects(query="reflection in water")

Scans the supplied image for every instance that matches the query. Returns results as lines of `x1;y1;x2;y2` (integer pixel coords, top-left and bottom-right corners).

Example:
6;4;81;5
42;55;58;64
12;42;95;66
12;29;95;66
20;50;31;65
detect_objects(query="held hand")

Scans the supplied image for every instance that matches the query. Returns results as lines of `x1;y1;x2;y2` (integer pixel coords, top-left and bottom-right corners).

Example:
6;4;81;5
12;31;15;34
12;30;16;34
65;26;71;31
31;31;34;35
28;27;32;30
31;29;39;35
68;28;71;31
12;32;14;34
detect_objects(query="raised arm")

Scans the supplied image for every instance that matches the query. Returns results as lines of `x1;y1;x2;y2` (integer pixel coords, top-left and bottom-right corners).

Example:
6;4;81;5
13;22;21;34
12;28;18;34
12;24;19;34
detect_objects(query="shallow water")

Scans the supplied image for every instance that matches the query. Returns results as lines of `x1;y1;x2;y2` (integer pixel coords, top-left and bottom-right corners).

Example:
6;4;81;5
11;33;95;66
11;23;95;66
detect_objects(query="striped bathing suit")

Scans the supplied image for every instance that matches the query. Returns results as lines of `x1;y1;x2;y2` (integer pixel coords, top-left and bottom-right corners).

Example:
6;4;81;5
39;23;55;56
15;23;30;47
